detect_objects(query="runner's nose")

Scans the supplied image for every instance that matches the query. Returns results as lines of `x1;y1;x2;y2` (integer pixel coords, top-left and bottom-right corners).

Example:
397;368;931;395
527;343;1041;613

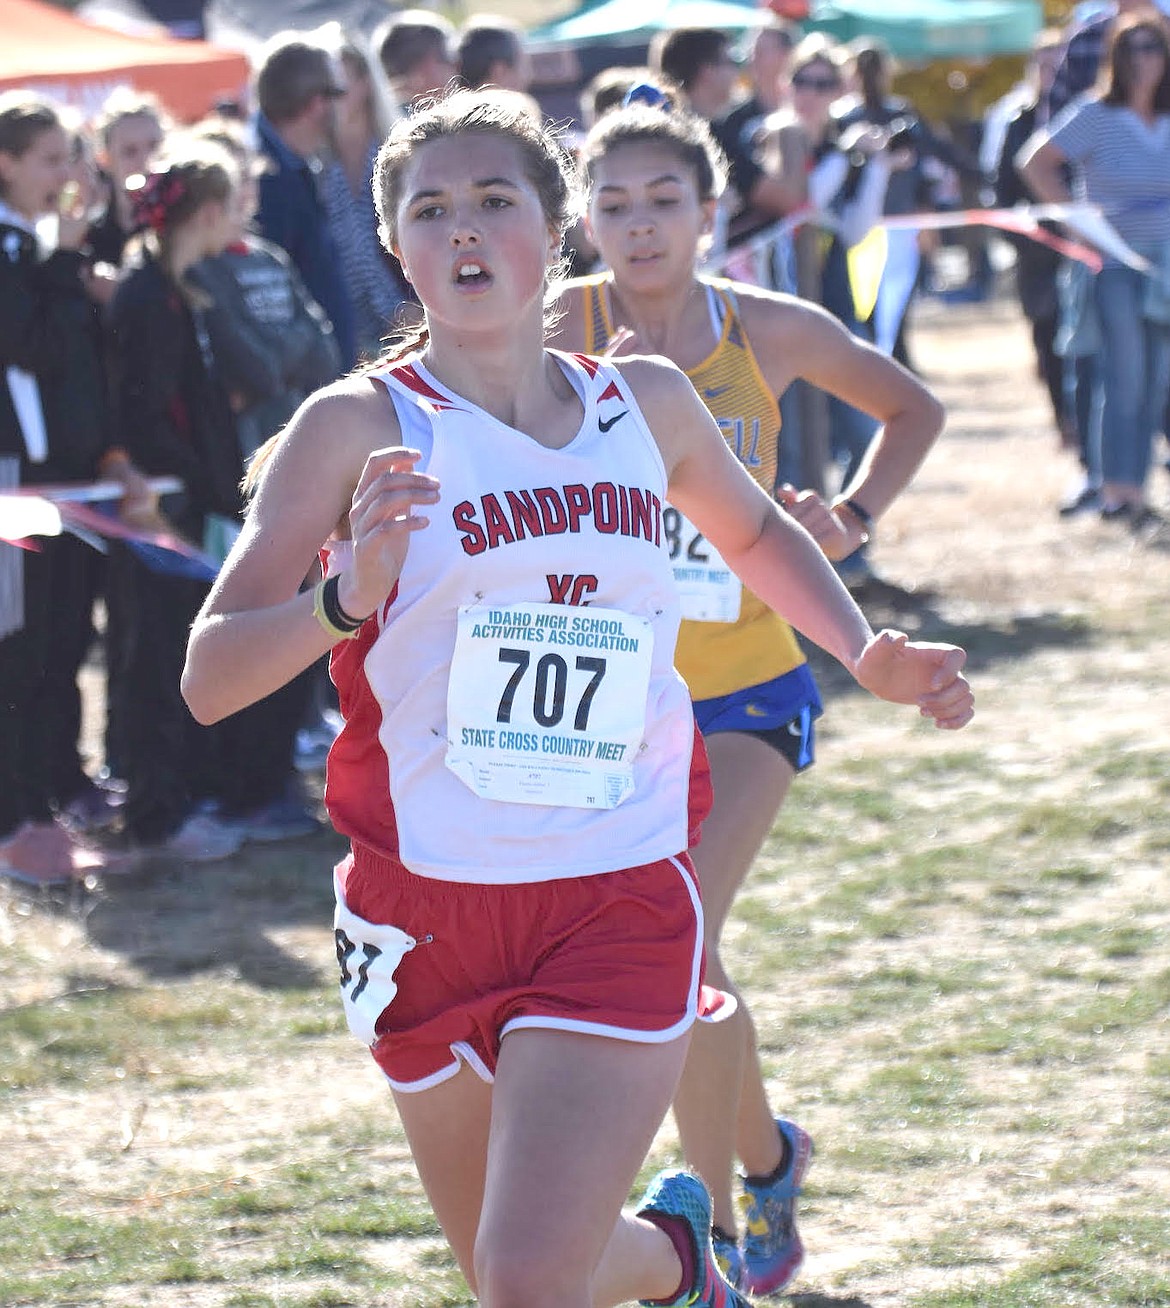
450;207;482;247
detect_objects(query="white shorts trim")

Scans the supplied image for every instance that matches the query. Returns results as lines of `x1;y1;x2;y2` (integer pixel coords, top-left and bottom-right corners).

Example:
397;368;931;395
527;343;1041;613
383;1039;496;1095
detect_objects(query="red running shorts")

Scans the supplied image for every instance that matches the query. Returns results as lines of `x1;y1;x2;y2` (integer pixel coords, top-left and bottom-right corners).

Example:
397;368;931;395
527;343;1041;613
333;843;727;1093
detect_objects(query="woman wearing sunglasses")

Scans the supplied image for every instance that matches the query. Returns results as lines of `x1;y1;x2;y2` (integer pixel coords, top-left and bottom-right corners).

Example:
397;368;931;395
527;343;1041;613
1019;12;1170;533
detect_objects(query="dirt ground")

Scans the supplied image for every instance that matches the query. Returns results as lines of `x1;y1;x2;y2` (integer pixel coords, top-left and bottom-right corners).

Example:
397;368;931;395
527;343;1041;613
5;289;1170;1307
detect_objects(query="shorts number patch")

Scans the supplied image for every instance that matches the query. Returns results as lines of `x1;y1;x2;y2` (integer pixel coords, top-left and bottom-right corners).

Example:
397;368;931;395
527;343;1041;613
333;889;417;1047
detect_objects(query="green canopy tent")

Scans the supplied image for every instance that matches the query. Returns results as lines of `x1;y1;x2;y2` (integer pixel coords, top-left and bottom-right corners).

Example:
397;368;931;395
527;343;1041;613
529;0;762;47
530;0;1043;58
803;0;1043;60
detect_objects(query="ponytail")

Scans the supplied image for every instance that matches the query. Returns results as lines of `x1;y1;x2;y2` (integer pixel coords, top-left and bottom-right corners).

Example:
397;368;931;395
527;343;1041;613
125;143;237;304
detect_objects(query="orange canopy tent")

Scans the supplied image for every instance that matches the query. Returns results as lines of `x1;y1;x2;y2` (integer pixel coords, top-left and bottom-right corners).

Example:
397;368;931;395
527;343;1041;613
0;0;249;121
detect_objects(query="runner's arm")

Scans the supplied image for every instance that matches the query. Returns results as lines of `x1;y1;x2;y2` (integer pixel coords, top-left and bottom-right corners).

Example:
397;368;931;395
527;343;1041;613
625;356;972;723
182;383;437;723
742;291;945;527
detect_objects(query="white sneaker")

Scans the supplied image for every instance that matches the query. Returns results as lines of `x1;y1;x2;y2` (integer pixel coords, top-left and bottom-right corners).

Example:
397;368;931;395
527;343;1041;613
155;813;244;863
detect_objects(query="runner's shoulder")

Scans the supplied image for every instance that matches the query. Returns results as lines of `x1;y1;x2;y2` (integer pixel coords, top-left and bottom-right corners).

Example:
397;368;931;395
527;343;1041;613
722;280;840;349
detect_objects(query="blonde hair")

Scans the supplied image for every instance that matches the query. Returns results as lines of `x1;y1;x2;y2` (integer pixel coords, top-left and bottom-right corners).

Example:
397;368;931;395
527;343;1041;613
93;88;168;150
790;33;847;83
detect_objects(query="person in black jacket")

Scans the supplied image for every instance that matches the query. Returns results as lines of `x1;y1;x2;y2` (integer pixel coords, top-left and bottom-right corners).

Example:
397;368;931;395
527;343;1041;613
834;41;983;364
0;92;148;886
187;119;337;842
89;90;168;271
107;141;248;863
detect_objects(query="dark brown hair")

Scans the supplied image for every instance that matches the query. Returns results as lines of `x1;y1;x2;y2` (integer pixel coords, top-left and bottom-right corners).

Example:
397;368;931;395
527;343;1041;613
373;88;580;253
579;103;728;204
254;35;340;123
580;66;680;126
1099;13;1170;110
457;16;524;90
375;10;455;81
0;92;62;189
649;27;729;93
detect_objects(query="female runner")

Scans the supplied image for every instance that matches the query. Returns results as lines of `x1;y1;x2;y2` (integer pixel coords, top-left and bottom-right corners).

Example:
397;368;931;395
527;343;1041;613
550;102;950;1295
182;91;972;1308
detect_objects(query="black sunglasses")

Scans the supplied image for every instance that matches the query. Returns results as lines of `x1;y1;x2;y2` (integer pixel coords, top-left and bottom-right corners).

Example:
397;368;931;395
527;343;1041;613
792;74;839;92
1125;37;1165;55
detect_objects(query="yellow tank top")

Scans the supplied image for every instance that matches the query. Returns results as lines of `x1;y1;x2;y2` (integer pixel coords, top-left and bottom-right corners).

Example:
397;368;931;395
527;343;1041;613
581;273;806;700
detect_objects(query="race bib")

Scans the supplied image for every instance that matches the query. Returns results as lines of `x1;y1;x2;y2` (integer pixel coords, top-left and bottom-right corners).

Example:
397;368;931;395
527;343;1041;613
445;601;654;809
663;506;741;624
333;890;417;1048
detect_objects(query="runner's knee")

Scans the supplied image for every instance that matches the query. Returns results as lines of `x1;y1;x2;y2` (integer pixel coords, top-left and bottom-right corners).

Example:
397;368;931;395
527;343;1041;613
474;1230;589;1305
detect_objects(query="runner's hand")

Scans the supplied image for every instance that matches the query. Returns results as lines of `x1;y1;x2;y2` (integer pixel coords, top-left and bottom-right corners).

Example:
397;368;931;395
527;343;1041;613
776;484;861;560
854;630;974;729
602;326;637;357
114;465;158;526
339;447;440;619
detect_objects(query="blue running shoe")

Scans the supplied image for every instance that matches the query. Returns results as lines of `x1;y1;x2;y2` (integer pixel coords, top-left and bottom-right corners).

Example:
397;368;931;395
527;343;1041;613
712;1229;745;1292
739;1119;813;1297
636;1168;755;1307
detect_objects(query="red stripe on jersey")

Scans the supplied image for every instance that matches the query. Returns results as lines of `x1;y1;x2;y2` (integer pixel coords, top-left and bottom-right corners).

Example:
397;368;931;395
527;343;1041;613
598;379;623;403
390;363;461;410
573;352;602;378
325;612;401;856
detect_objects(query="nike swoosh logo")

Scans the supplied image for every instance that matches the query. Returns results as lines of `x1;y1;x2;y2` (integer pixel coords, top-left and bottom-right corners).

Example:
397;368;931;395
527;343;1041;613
744;704;767;718
598;410;628;433
704;385;730;398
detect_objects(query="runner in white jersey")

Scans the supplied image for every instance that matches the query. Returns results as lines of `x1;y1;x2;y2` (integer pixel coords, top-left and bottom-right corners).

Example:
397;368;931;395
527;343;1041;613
183;91;974;1308
327;348;700;883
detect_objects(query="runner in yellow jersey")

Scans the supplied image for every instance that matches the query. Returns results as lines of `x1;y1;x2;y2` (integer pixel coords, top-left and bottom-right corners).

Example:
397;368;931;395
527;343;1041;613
550;99;949;1296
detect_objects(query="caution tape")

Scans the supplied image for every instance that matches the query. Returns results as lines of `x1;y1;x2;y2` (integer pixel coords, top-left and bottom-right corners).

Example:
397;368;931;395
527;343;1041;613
1;476;221;580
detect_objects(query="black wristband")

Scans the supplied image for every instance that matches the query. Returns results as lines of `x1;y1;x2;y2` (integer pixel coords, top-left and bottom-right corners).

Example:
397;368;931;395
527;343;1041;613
321;574;367;632
841;497;875;530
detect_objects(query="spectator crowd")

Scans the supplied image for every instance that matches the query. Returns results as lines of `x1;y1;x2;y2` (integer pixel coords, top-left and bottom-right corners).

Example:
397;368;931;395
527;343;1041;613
3;2;1170;888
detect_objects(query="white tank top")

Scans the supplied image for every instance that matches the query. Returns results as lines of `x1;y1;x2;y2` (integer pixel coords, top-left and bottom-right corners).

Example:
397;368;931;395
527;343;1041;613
324;349;699;884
